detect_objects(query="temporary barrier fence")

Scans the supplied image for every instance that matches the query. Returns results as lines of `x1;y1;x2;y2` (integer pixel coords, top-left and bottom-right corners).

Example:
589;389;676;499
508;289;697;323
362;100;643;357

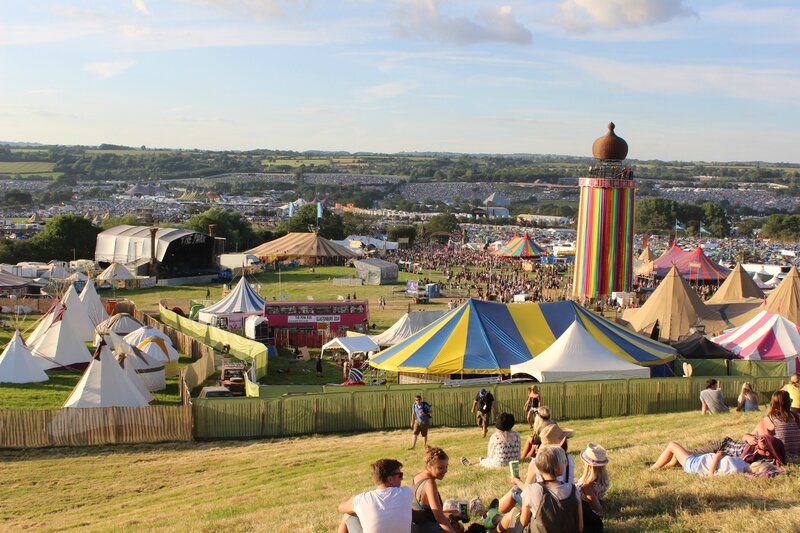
193;376;789;440
0;404;192;449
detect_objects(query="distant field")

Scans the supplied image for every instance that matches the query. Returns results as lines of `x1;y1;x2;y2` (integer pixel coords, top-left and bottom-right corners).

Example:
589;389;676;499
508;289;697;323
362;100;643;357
84;149;179;156
0;162;55;173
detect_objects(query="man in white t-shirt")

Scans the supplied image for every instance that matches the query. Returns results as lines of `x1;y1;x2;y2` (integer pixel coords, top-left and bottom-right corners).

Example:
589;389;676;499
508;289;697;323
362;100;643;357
337;458;413;533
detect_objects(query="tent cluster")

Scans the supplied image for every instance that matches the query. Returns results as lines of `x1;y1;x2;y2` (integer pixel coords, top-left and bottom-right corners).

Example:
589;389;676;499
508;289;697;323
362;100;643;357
636;244;730;282
0;281;180;407
368;299;675;379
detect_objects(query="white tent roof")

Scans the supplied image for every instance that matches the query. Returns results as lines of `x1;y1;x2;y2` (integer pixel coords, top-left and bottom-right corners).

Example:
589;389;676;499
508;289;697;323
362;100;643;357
80;280;109;326
321;336;380;358
61;284;96;342
510;321;650;382
63;342;151;408
94;224;204;264
97;262;135;281
107;331;165;392
94;313;144;342
123;326;178;362
197;276;265;324
369;310;448;347
26;301;61;347
0;330;49;383
712;310;800;361
30;313;92;370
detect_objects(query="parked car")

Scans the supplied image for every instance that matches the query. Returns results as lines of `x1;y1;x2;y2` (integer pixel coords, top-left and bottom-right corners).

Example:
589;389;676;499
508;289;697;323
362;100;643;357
198;386;233;399
218;362;247;396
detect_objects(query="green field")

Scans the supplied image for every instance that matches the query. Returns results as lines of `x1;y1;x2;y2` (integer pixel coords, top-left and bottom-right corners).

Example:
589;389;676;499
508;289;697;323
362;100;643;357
0;411;796;532
0;161;55;173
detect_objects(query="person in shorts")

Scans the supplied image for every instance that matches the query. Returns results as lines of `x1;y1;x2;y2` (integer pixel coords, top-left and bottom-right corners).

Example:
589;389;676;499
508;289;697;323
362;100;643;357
410;395;432;450
471;388;495;437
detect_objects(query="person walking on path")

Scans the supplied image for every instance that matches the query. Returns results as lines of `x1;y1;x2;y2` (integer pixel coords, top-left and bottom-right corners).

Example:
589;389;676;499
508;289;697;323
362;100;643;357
471;388;495;438
410;395;433;450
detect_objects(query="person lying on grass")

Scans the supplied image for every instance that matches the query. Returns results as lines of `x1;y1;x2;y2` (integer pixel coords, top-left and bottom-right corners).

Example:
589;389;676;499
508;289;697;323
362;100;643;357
649;441;784;477
689;434;786;466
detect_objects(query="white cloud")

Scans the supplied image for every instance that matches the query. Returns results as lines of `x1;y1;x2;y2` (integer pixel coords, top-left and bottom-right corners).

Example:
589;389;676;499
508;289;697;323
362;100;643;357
555;0;698;32
393;0;532;45
360;81;420;100
569;56;800;106
177;0;289;20
132;0;150;15
83;59;136;79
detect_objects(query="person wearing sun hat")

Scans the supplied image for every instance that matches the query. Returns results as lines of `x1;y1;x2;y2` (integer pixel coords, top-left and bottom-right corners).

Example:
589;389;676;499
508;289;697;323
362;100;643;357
525;423;575;484
575;444;610;533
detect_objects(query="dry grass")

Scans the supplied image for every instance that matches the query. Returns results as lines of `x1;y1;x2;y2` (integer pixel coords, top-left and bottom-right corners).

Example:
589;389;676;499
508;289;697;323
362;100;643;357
0;411;797;532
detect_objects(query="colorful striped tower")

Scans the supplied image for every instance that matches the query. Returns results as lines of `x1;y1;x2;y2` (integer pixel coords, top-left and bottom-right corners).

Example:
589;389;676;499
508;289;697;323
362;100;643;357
572;123;636;299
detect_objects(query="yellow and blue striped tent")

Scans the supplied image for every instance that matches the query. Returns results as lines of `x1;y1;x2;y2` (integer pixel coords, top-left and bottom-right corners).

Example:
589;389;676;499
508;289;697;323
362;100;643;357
369;299;676;374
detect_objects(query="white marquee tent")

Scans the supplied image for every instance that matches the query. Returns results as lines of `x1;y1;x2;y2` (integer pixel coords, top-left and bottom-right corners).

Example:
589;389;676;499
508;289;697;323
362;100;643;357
197;276;266;325
321;336;380;360
368;310;448;347
0;330;49;383
510;320;650;382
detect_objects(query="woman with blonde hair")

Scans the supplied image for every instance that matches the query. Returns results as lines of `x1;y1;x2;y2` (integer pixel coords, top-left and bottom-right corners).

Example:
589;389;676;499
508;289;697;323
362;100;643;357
575;444;610;533
737;382;759;412
523;385;542;427
411;446;459;533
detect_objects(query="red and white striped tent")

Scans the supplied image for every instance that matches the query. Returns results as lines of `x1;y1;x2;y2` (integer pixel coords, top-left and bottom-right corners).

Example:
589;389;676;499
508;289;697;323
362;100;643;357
712;310;800;373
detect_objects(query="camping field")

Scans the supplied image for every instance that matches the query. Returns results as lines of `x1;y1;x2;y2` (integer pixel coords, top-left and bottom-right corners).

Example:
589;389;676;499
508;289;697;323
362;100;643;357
0;411;797;532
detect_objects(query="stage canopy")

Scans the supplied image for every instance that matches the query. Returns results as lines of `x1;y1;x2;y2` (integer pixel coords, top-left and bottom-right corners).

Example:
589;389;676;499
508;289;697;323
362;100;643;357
369;299;675;375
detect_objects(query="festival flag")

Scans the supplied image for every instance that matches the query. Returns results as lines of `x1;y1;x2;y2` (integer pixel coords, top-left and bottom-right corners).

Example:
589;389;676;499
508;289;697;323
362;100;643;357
674;219;686;232
288;202;295;217
699;224;711;235
316;202;323;220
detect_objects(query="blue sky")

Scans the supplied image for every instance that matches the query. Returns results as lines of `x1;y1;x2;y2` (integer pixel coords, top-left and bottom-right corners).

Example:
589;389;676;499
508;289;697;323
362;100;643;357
1;0;799;162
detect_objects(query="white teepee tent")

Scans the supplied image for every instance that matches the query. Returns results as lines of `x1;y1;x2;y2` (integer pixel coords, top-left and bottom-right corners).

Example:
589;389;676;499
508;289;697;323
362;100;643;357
97;262;135;281
61;284;96;342
30;310;92;370
124;326;179;376
107;331;165;392
510;320;650;382
80;280;109;327
26;300;62;347
63;342;151;408
0;330;49;383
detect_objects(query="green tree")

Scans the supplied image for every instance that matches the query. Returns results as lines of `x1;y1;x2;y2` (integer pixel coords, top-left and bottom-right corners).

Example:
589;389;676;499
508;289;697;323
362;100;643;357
635;198;679;233
387;224;417;245
421;212;460;241
700;201;731;237
4;190;32;205
31;214;100;261
285;203;345;240
183;207;258;252
100;214;140;231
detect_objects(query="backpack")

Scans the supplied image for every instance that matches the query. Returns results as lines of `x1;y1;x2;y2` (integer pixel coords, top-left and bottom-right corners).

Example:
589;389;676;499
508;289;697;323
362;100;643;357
531;482;580;533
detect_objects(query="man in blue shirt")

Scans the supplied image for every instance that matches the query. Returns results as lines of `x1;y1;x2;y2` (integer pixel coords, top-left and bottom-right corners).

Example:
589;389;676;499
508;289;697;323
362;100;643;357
471;388;495;437
409;395;432;450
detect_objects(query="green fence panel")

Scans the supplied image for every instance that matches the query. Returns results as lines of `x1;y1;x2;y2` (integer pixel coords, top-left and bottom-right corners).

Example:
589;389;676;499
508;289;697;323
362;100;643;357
426;389;476;428
258;385;324;398
684;359;728;376
312;393;354;434
386;392;416;430
193;399;265;439
350;391;392;432
387;383;444;392
600;380;629;418
730;360;789;378
755;377;789;406
563;381;602;420
491;384;531;424
281;396;316;435
628;379;660;415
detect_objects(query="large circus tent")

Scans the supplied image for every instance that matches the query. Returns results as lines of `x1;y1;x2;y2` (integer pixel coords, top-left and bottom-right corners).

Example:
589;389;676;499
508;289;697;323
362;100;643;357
493;233;544;258
368;299;675;378
245;232;357;263
712;310;800;375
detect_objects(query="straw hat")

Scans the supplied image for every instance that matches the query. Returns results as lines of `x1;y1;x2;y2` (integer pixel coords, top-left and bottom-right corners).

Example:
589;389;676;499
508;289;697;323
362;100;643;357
539;423;575;446
580;443;609;467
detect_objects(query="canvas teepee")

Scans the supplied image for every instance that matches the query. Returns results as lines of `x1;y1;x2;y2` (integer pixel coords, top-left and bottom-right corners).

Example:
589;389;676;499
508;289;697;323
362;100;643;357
63;341;151;408
80;280;109;327
707;263;765;304
0;330;49;383
30;307;92;370
61;284;96;342
764;267;800;325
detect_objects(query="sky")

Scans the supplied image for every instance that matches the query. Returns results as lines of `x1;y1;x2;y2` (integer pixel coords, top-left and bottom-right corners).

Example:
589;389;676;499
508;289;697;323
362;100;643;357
1;0;799;163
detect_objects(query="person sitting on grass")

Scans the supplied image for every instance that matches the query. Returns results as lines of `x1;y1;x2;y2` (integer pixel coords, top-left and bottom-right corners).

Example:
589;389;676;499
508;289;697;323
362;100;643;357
337;458;412;533
700;379;729;414
736;382;759;412
573;444;610;533
520;406;555;460
460;413;520;468
412;446;460;533
648;442;784;477
755;390;800;458
494;445;583;533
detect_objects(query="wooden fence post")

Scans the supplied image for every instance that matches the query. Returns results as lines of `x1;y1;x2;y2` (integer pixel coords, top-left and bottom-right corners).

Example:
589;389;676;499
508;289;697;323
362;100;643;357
656;381;661;413
382;394;387;430
598;382;603;418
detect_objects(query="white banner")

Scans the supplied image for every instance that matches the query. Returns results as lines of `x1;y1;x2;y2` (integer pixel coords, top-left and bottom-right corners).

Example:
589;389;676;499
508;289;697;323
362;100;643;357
288;315;340;323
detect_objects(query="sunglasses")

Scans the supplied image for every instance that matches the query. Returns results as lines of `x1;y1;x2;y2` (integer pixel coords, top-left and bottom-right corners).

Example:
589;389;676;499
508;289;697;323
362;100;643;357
389;471;404;479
